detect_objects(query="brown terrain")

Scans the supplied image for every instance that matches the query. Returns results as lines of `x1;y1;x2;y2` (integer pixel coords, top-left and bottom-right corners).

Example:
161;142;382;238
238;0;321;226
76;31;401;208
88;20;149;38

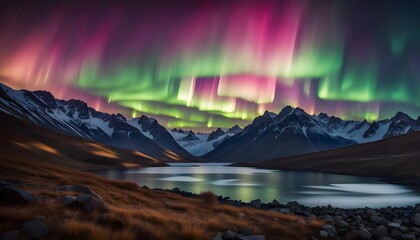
235;132;420;186
0;113;322;239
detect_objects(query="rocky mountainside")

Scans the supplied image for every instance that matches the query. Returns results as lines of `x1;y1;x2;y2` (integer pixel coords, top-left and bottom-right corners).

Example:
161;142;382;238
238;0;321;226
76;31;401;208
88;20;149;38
0;83;196;162
204;106;419;162
169;125;242;156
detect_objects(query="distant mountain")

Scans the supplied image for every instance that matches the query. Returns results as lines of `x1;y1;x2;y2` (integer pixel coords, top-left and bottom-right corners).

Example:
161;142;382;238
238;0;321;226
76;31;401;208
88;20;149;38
0;83;197;162
204;106;420;162
170;126;242;156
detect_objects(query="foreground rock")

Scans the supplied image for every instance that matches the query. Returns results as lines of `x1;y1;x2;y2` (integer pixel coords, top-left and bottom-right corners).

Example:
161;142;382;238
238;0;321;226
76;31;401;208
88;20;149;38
57;184;102;199
0;186;38;205
164;187;420;240
21;218;49;239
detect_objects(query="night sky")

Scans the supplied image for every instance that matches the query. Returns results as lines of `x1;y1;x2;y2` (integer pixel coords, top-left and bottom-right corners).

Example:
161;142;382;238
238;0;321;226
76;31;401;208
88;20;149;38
0;0;419;130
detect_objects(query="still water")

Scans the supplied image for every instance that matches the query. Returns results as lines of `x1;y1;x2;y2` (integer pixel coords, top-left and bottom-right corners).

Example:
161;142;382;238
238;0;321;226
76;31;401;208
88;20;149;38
94;163;420;208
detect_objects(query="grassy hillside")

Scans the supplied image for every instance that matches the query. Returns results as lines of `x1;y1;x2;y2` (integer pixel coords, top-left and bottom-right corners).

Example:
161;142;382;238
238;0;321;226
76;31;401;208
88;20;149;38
235;132;420;185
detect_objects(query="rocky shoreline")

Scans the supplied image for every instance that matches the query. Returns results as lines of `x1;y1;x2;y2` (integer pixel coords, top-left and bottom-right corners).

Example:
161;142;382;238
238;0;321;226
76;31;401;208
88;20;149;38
161;187;420;240
1;180;419;240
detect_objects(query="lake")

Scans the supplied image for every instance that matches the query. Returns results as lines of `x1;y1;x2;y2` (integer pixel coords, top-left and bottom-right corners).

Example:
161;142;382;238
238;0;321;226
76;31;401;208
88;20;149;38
93;163;420;208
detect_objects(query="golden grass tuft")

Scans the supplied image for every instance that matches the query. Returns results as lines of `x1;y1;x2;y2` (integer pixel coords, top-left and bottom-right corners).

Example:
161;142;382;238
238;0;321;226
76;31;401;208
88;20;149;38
199;191;217;207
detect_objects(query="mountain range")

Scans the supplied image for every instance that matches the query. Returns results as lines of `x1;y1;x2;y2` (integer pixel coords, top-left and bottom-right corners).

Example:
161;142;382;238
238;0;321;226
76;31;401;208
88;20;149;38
204;107;420;162
1;83;419;162
0;83;196;162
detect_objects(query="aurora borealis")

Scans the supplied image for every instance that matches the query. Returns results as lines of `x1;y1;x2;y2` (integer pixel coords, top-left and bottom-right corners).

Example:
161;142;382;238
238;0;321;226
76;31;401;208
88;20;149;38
0;0;419;129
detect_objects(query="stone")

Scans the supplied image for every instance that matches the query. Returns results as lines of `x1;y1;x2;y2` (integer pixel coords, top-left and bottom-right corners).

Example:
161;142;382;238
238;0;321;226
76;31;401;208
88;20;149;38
390;229;402;238
279;208;289;214
388;222;401;229
172;187;181;193
222;230;238;239
22;219;49;239
272;199;280;207
57;185;102;199
62;195;76;206
357;226;372;239
0;186;38;205
371;215;386;224
286;201;301;209
322;224;336;235
354;215;362;223
414;204;420;213
238;212;245;218
373;225;389;238
400;226;409;233
76;194;106;213
212;233;223;240
0;230;19;240
240;228;255;236
250;199;262;208
401;233;416;240
319;230;329;238
411;213;420;226
238;235;265;240
335;220;349;228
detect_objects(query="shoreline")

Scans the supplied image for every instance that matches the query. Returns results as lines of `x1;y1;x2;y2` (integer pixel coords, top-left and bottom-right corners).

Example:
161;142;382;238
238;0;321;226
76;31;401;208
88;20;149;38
231;162;420;188
159;186;420;239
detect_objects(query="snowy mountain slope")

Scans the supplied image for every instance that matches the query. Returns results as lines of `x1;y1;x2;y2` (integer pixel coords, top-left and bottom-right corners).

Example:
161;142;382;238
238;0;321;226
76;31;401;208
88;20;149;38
204;106;419;162
169;125;243;156
0;83;196;162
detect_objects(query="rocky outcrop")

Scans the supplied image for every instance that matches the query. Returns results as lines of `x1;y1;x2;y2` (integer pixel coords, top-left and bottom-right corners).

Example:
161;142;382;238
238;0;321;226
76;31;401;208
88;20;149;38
0;185;38;205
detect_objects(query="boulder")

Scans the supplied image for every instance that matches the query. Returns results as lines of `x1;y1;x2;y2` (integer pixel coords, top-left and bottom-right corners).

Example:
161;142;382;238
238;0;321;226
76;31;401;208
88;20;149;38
250;199;261;208
76;194;106;213
411;213;420;226
373;225;389;238
357;227;372;239
172;187;181;193
61;196;76;205
240;228;255;236
222;230;238;239
212;233;223;240
0;186;38;205
319;230;329;238
0;230;19;240
354;215;362;223
271;199;280;207
57;185;102;199
286;201;301;209
401;233;416;240
414;204;420;213
335;220;349;228
322;225;336;235
388;222;400;229
21;218;49;239
371;215;386;224
279;208;290;214
390;229;402;239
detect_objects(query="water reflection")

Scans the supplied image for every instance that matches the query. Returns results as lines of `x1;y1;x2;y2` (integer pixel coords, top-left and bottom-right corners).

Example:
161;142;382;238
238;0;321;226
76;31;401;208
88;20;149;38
93;163;420;208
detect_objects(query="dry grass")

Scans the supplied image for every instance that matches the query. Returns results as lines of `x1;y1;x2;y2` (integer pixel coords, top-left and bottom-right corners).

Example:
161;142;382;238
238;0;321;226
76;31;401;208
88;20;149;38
0;156;323;239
